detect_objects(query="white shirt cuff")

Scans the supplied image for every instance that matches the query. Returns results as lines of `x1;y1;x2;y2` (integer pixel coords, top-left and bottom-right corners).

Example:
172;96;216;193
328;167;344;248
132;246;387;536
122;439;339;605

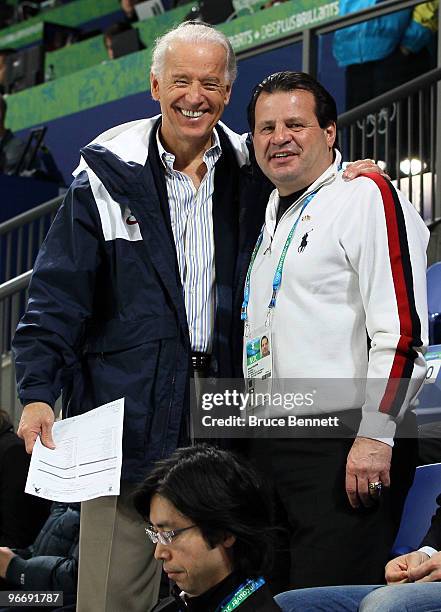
371;437;394;447
418;546;437;558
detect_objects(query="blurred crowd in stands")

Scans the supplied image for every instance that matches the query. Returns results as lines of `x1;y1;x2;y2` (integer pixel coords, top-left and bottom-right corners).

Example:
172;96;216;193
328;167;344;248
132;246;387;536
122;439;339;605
0;92;64;182
0;1;257;98
0;0;295;181
0;0;289;31
0;0;436;192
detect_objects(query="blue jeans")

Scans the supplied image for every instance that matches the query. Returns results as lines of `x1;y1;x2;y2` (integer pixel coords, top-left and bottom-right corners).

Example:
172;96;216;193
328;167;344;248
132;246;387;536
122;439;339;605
275;583;441;612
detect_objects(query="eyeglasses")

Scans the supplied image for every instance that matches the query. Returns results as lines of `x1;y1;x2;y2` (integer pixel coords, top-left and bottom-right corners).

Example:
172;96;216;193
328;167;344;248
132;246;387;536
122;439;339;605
145;524;197;545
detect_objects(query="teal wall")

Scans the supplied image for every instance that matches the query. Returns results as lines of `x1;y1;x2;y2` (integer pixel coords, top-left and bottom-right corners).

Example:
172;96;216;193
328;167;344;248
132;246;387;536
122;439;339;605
7;0;339;132
0;0;120;48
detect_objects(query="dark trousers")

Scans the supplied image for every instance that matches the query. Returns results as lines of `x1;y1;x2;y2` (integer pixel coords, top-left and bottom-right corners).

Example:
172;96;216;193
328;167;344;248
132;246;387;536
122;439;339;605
246;413;417;591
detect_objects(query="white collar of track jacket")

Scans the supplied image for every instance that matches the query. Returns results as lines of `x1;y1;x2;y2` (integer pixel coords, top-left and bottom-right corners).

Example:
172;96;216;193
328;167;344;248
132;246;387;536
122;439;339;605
264;149;342;239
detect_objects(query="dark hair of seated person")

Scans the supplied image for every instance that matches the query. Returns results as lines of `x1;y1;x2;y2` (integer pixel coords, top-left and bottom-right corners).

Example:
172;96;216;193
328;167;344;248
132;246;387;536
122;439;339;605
133;444;276;578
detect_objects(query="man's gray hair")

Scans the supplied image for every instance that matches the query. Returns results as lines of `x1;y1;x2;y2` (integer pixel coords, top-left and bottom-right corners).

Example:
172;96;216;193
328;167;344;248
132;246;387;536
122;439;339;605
151;21;237;84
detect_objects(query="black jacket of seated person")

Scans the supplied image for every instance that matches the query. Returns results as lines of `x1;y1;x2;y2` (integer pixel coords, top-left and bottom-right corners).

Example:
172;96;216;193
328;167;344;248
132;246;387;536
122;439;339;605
0;501;79;611
152;572;281;611
0;413;50;547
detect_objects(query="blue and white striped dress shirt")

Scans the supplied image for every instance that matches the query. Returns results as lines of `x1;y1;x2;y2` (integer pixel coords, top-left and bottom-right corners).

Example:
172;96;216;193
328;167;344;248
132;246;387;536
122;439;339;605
156;128;222;353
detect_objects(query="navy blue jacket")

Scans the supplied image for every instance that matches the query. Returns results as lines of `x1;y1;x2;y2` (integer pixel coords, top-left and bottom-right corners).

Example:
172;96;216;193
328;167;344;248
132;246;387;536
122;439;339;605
13;118;270;481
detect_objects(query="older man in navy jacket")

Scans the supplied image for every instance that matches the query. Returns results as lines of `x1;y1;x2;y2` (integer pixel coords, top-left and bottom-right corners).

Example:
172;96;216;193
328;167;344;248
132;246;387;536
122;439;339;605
12;22;255;612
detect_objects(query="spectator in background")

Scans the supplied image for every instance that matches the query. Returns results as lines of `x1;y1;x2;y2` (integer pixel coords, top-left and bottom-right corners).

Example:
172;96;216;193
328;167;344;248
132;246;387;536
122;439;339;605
333;1;438;110
0;95;64;182
120;0;140;22
0;409;49;548
133;445;280;611
0;49;15;95
0;502;80;610
103;21;144;60
0;94;26;174
0;3;15;29
334;1;438;175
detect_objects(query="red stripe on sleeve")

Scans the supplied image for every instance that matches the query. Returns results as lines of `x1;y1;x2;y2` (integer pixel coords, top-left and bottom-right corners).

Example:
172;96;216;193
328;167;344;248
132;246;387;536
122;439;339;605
360;173;413;414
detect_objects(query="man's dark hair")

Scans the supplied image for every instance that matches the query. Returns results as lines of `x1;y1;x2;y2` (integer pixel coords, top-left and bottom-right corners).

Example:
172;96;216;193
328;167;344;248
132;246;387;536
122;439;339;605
247;70;338;139
133;444;275;577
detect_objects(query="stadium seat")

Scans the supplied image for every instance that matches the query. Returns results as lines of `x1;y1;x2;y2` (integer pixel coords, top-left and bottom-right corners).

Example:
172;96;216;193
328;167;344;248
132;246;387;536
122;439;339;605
391;463;441;556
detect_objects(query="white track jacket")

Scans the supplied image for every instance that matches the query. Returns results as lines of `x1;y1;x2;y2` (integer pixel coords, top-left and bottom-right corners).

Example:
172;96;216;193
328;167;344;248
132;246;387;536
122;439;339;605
244;151;429;439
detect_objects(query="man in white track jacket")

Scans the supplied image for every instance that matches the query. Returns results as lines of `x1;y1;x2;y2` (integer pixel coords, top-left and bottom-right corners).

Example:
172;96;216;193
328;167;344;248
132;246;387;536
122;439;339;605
242;71;429;589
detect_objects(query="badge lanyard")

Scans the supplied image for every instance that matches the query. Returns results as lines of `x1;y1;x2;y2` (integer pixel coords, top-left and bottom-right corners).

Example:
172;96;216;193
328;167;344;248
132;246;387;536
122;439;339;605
215;577;266;612
241;191;317;332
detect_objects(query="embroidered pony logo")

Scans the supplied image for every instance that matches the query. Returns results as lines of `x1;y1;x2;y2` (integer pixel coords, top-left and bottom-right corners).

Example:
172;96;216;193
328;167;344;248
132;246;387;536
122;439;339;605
298;229;313;253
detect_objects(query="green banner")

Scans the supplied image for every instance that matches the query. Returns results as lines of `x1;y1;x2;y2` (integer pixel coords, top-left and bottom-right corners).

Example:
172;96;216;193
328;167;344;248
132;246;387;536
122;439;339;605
8;48;152;132
0;0;119;49
45;4;192;80
45;34;107;80
7;0;340;132
222;0;339;53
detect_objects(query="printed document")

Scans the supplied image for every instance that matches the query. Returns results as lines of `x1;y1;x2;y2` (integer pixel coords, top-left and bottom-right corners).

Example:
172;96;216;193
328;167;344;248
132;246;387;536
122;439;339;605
25;398;124;502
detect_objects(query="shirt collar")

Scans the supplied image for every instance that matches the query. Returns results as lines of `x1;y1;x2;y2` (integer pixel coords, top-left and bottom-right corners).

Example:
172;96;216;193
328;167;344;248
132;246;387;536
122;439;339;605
265;149;342;234
155;126;222;172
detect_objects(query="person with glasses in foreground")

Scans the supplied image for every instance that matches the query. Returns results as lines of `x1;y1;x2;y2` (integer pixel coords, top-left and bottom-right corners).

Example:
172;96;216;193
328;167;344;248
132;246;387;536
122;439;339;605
133;444;281;611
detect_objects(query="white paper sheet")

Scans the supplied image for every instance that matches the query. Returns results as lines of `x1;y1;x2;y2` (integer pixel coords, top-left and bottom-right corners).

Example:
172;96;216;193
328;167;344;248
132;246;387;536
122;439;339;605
25;398;124;502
